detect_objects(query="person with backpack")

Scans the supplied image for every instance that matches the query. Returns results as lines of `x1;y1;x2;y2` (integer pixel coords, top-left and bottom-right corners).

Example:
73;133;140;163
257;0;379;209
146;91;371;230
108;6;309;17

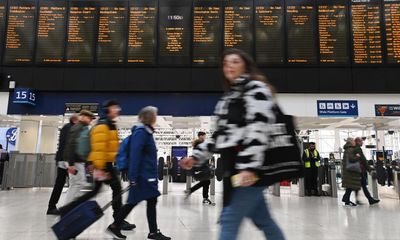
107;106;171;240
63;110;95;204
59;100;135;231
180;49;285;240
184;132;214;205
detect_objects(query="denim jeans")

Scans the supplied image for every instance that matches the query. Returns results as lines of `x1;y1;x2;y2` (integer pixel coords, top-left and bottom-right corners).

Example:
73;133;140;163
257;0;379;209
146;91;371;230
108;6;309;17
219;186;285;240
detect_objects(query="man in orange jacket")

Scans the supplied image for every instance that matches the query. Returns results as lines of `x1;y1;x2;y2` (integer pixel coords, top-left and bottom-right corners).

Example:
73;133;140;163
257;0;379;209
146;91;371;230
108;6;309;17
59;100;135;231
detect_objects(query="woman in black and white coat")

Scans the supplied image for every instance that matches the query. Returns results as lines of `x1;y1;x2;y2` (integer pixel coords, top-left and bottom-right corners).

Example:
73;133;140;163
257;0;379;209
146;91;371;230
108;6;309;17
181;49;285;240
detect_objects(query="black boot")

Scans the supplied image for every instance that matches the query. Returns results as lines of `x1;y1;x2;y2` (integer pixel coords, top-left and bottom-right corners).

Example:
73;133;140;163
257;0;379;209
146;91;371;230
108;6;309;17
107;225;126;239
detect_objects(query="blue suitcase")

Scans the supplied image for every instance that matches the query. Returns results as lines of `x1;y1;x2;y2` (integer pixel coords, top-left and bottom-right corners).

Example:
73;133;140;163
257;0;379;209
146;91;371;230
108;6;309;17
52;201;104;240
52;186;130;240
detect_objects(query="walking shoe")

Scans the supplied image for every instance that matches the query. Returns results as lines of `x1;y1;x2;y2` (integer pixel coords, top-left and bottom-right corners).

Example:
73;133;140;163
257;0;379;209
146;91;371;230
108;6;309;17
369;199;380;205
121;220;136;231
202;198;215;206
46;207;60;215
148;230;171;240
344;201;357;206
107;225;127;239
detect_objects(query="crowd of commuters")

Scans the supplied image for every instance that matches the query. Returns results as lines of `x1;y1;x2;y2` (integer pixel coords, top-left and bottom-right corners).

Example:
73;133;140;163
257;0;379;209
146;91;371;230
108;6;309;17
43;48;381;240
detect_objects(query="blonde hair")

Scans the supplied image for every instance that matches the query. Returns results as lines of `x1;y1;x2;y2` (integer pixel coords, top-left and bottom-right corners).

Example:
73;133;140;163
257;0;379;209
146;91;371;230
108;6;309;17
138;106;158;125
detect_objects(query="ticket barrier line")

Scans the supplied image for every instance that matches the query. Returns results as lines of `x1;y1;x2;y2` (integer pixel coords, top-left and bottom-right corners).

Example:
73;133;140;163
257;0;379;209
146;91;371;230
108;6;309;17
368;171;379;200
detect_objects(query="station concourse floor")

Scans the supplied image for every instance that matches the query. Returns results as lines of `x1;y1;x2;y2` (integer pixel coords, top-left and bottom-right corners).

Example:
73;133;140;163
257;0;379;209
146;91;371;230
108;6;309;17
0;182;399;240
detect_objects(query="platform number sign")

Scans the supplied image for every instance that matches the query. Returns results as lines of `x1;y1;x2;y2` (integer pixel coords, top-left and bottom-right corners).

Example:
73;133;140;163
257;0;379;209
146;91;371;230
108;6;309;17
13;88;37;106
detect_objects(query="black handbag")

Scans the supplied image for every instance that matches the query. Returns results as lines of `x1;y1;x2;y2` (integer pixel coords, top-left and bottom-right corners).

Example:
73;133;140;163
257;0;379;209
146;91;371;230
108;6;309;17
256;106;304;186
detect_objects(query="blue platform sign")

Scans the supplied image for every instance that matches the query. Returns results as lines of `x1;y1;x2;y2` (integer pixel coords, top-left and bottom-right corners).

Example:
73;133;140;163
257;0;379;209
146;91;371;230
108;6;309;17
5;128;17;145
317;100;358;117
12;88;37;106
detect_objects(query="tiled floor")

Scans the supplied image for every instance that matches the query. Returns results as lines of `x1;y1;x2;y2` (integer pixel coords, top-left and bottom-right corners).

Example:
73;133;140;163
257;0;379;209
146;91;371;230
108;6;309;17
0;182;399;240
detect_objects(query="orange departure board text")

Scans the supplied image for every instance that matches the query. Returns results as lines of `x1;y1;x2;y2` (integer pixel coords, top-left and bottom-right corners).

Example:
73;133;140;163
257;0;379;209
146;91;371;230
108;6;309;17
0;0;6;62
66;1;97;63
318;0;349;63
224;0;253;55
4;0;36;64
192;0;222;65
127;0;157;64
35;0;67;63
97;2;127;64
286;0;317;63
384;0;400;63
351;0;383;64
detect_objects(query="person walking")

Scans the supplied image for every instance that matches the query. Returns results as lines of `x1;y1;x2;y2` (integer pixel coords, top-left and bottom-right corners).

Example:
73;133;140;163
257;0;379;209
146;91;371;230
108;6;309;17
181;48;285;240
354;137;380;205
302;142;321;196
341;138;361;206
107;106;171;240
63;110;95;204
184;132;213;205
47;115;79;215
59;100;135;231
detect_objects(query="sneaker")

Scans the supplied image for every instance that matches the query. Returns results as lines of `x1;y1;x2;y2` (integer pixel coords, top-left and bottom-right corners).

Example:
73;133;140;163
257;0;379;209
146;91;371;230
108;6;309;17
121;220;136;231
148;230;171;240
369;199;380;205
202;198;215;206
107;225;126;239
46;207;60;215
344;201;357;206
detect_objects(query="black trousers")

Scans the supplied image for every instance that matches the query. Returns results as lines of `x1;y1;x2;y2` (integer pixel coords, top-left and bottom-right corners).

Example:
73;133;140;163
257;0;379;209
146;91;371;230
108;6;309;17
48;167;69;208
114;197;158;233
190;180;210;199
360;172;374;202
59;168;122;220
342;188;358;203
304;167;318;192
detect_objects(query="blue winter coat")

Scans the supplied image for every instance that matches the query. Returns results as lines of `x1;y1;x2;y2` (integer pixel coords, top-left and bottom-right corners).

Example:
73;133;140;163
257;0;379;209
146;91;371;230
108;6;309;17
127;124;160;204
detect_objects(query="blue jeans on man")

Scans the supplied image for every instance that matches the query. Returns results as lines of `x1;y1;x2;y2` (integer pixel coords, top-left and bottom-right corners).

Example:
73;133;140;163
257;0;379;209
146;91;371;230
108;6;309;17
219;186;285;240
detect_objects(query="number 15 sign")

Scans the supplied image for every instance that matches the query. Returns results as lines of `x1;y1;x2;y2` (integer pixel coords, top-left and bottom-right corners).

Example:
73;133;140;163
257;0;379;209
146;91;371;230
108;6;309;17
12;88;37;106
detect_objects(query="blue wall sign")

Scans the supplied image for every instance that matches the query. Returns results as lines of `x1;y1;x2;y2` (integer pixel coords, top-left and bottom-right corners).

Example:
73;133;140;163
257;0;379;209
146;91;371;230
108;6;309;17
12;88;37;106
317;100;358;117
375;104;400;117
6;127;17;145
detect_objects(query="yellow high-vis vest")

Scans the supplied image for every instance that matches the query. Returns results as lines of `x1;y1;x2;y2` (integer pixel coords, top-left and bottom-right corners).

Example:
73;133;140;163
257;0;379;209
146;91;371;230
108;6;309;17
304;149;320;168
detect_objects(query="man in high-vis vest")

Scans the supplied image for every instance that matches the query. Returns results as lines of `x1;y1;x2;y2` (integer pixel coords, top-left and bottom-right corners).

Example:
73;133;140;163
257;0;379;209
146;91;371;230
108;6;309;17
302;142;321;196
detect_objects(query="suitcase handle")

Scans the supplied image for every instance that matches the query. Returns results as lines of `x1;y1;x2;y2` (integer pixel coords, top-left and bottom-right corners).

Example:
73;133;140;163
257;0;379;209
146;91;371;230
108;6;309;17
101;185;131;211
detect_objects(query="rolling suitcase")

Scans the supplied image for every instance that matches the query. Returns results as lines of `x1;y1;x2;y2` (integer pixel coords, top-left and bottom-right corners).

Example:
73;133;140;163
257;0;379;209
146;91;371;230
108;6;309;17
52;186;130;240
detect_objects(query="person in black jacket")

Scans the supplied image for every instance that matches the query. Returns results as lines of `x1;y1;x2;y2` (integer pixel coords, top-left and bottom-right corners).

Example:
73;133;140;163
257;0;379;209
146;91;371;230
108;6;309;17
181;49;285;240
184;132;214;205
46;115;78;215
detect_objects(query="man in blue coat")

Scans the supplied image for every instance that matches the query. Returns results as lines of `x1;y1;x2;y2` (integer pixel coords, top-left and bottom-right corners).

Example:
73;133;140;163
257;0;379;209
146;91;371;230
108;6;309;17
107;106;171;240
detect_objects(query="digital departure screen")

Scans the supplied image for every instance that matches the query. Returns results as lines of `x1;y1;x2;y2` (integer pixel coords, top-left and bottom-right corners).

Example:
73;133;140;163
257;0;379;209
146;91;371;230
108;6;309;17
158;0;191;65
0;0;6;62
66;1;97;64
4;0;36;64
384;0;400;63
35;0;67;64
318;0;349;64
192;0;222;66
224;0;253;55
255;0;284;64
286;0;317;63
351;0;383;64
97;1;127;64
127;0;157;65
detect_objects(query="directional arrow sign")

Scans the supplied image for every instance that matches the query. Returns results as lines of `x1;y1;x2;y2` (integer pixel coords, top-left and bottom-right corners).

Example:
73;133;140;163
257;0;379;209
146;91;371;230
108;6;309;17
317;100;358;117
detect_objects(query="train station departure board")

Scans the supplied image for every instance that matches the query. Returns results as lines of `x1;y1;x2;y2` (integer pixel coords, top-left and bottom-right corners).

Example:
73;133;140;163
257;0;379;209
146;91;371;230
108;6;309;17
4;0;36;64
286;0;317;63
0;0;6;62
35;0;67;64
384;0;400;63
255;0;285;64
97;1;127;64
158;0;191;65
351;0;383;64
66;1;97;64
192;0;222;66
224;0;253;55
127;0;157;64
318;0;349;64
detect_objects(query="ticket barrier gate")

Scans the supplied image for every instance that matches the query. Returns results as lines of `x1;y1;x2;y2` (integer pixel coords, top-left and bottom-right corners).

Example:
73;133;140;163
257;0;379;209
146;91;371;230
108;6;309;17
393;168;400;200
162;167;169;195
368;170;379;200
297;165;337;198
